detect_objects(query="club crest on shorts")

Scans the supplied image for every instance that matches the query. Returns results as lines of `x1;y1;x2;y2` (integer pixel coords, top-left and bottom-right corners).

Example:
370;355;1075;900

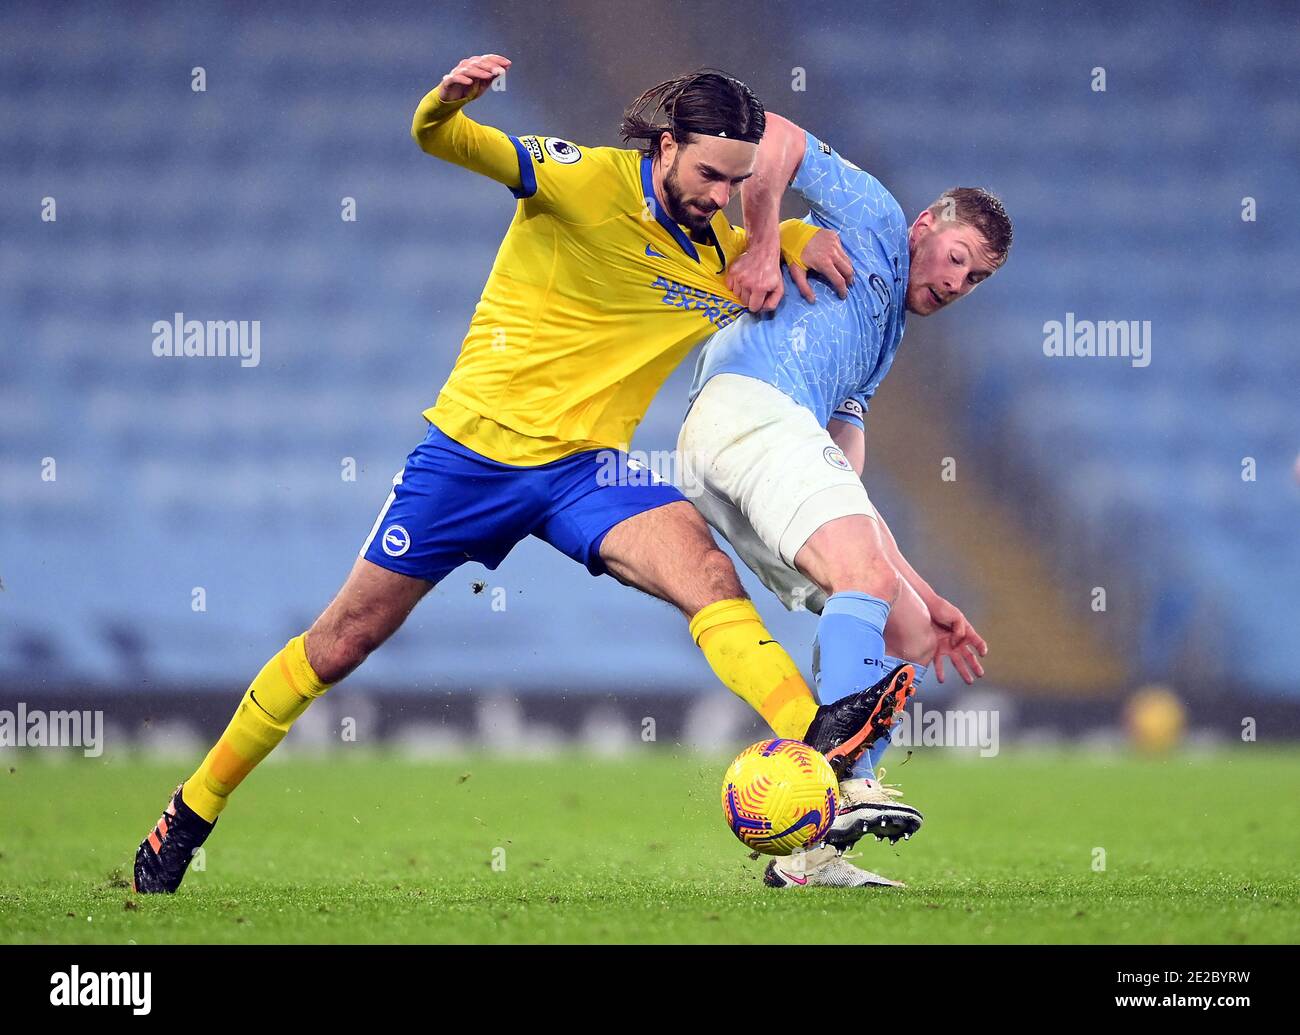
543;138;582;164
823;445;852;471
381;524;411;557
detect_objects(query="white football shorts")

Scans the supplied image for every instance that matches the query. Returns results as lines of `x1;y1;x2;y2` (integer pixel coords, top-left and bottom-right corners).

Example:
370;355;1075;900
677;373;876;614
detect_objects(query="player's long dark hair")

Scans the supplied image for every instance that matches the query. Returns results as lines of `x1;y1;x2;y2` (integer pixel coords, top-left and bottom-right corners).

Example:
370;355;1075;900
621;70;766;156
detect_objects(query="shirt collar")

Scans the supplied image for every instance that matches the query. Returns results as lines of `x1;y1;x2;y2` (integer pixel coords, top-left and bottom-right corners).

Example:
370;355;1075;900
640;154;725;270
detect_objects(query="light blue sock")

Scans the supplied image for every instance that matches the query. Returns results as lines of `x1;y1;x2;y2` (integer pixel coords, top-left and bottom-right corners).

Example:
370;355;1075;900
851;655;928;780
813;592;890;706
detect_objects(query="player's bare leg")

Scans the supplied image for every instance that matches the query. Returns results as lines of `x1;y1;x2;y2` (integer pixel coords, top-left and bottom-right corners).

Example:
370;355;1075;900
794;512;901;605
598;500;746;618
304;558;434;683
598;502;914;775
133;559;432;893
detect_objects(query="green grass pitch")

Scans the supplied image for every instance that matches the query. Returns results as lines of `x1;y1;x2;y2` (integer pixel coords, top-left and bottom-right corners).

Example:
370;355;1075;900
2;747;1297;943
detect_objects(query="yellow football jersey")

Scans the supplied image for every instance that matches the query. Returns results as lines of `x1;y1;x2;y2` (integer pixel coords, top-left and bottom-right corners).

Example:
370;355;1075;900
413;89;819;465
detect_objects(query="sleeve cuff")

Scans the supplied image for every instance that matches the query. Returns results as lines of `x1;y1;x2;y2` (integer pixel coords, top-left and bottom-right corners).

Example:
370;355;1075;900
831;396;867;429
412;88;472;136
507;136;538;199
778;218;821;268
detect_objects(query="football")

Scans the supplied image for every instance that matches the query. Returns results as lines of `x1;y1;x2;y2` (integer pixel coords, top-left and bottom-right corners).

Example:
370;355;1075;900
721;738;839;855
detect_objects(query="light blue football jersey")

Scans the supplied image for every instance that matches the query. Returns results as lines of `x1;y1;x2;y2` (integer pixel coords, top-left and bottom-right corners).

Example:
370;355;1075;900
689;130;910;430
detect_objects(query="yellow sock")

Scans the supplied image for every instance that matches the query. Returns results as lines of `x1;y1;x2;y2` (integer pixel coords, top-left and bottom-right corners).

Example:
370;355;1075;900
689;598;819;740
183;633;332;822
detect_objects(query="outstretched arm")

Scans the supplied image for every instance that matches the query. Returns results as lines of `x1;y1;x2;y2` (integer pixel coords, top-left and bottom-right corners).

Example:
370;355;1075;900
411;53;522;190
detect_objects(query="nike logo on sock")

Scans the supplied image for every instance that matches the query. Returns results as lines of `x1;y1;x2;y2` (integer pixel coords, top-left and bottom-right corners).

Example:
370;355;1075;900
645;244;666;258
248;689;277;720
758;639;777;646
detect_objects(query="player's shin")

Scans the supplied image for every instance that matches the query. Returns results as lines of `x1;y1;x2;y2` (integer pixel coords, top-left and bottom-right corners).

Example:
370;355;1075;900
688;598;818;739
182;633;333;822
814;591;891;704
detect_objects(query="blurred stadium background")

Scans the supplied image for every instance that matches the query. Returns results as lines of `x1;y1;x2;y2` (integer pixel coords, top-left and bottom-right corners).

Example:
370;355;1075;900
2;0;1297;757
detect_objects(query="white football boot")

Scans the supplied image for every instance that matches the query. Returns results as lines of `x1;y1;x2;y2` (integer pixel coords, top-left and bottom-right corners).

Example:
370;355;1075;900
824;770;923;849
763;843;906;889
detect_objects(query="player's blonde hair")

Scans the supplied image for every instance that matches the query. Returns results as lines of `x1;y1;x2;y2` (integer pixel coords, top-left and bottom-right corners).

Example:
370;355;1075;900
927;187;1014;264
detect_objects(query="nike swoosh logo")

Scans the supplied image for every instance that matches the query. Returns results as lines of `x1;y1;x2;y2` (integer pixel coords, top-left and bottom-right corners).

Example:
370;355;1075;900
248;689;277;720
786;874;808;885
758;639;777;646
645;244;665;258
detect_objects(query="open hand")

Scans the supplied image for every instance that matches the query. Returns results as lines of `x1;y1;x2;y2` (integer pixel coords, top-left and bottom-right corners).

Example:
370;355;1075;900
929;598;988;685
790;228;854;304
439;53;511;102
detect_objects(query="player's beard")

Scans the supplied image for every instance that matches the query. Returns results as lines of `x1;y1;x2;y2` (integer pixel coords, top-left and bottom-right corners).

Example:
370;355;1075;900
662;154;716;235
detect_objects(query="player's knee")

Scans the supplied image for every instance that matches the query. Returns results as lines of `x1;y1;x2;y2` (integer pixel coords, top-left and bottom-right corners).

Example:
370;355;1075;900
830;561;900;606
307;616;386;683
306;634;356;685
699;546;744;601
811;529;899;602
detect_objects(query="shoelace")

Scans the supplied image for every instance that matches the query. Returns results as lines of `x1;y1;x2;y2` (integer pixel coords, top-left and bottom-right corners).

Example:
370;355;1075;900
841;770;907;807
873;766;906;800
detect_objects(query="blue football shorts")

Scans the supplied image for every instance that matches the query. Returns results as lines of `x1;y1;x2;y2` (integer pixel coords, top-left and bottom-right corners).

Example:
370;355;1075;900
360;422;686;584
